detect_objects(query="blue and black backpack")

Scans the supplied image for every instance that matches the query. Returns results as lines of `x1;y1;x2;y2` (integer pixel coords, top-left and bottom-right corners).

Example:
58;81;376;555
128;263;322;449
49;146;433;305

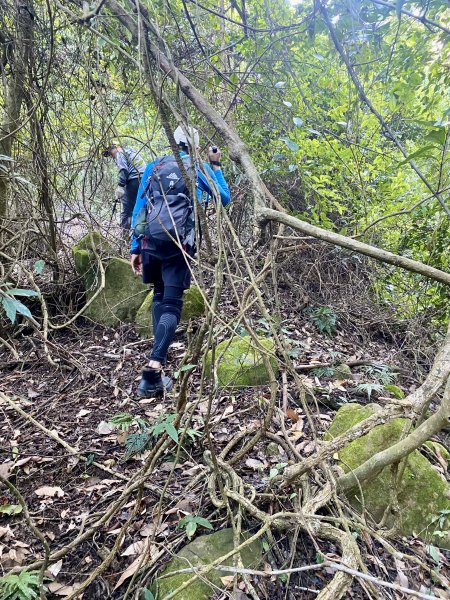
134;154;197;254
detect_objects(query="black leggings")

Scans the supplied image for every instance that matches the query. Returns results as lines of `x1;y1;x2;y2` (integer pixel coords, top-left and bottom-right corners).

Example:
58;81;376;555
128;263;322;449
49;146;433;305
150;285;183;363
141;249;191;364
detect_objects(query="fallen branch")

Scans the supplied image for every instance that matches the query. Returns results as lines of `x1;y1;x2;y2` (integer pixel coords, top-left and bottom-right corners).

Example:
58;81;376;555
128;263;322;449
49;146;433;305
163;561;437;599
257;207;450;286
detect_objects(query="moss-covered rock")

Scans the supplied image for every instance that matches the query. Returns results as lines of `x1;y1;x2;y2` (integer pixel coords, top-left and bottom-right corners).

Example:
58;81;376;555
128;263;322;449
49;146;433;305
205;336;278;388
72;233;148;326
332;364;352;380
154;529;263;600
135;286;205;339
266;442;280;457
328;403;450;547
182;286;205;319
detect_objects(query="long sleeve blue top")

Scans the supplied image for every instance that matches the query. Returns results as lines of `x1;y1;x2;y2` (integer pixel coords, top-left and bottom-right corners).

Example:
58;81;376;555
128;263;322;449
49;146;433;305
130;152;231;254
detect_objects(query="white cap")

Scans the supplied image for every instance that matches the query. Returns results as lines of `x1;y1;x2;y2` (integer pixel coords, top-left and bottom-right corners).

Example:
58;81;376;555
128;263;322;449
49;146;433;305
174;125;199;147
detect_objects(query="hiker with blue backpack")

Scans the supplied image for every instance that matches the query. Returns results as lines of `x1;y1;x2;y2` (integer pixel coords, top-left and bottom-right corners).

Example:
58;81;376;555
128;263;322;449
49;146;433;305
130;126;231;397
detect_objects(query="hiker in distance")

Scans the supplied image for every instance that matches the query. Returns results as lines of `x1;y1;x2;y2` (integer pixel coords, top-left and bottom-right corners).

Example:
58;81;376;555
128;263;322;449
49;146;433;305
102;141;146;231
130;126;231;397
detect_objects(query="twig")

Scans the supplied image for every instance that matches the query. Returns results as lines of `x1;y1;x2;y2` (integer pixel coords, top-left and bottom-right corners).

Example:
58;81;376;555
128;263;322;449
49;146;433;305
162;561;437;599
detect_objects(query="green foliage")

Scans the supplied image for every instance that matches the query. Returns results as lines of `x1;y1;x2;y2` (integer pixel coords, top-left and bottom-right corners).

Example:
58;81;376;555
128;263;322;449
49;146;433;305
362;365;396;385
0;287;39;324
0;505;22;516
431;509;450;540
108;412;147;432
311;367;335;378
355;382;384;400
312;307;337;336
173;363;196;379
142;590;154;600
0;571;40;600
269;462;288;479
33;260;45;274
177;515;213;540
150;414;179;444
109;412;203;459
124;432;151;460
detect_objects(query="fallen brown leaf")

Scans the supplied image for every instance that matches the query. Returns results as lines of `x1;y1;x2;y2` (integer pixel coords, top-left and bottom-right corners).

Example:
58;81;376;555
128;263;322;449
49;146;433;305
35;486;64;498
285;408;299;422
114;555;144;590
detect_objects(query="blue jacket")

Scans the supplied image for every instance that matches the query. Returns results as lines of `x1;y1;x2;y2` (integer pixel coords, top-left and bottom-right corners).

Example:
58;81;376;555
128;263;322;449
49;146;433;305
130;152;231;254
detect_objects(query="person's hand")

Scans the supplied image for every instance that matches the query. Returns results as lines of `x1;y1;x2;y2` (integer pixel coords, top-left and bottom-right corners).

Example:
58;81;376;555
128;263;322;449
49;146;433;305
115;185;125;200
130;253;142;275
208;146;221;165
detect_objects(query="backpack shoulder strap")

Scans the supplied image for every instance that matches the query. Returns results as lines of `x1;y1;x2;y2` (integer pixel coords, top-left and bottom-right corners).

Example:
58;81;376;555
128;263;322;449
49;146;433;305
140;157;166;200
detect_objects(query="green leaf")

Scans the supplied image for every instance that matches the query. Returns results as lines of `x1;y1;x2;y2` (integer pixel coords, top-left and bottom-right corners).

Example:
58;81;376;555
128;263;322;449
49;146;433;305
124;432;151;459
293;117;303;127
194;517;213;529
0;504;23;515
2;297;17;323
426;544;441;565
7;288;39;297
280;137;299;152
185;520;197;539
34;260;45;274
398;145;437;165
174;363;196;378
424;129;446;146
143;590;155;600
164;423;179;443
15;300;32;319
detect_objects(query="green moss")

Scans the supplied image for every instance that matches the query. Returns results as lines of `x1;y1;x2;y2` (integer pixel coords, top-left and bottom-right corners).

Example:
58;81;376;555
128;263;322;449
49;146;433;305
154;529;263;600
328;404;450;548
424;441;450;463
135;290;154;338
182;286;205;319
72;232;115;291
384;384;405;399
332;364;352;380
205;336;278;388
73;231;113;253
135;286;205;339
72;233;149;326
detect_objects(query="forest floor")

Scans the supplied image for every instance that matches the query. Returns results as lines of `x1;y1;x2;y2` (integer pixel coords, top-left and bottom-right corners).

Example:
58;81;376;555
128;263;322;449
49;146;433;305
1;273;449;599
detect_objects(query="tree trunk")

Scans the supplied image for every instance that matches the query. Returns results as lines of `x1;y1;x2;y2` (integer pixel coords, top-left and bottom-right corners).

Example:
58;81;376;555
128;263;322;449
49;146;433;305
0;0;34;222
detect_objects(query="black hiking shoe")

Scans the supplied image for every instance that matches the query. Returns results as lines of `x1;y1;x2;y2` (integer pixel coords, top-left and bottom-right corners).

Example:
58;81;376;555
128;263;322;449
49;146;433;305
137;367;173;398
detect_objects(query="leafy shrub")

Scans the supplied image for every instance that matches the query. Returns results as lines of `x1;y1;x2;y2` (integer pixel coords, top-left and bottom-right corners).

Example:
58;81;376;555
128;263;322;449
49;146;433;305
0;287;39;324
0;571;40;600
177;515;213;539
312;307;337;335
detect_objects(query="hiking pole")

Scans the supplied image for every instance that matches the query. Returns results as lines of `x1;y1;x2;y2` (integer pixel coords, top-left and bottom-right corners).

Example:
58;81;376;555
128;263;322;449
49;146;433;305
105;196;120;237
